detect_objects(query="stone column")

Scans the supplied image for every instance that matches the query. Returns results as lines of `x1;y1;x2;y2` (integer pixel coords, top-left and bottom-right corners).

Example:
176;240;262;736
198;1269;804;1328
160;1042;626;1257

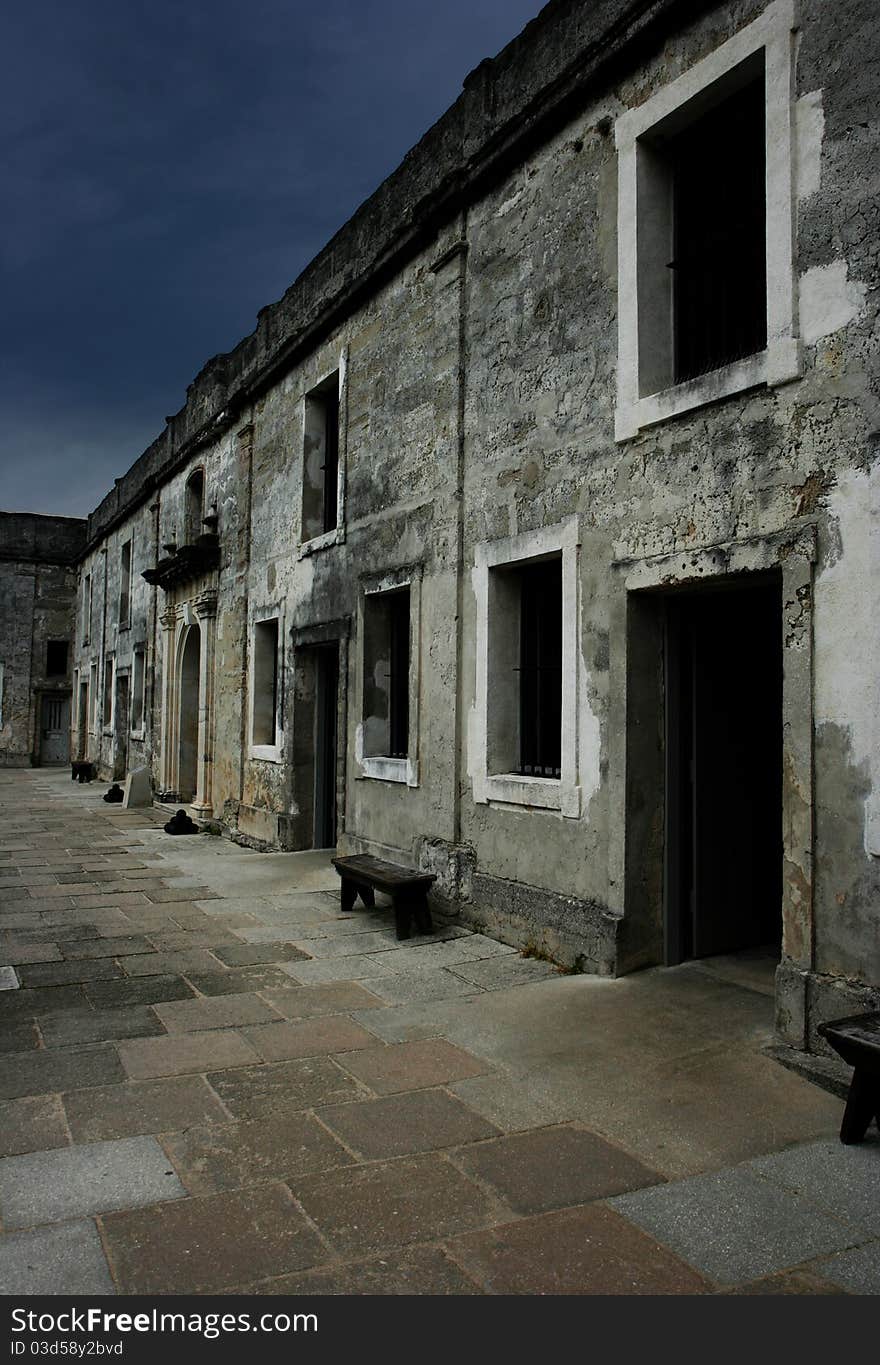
192;590;218;817
158;605;180;798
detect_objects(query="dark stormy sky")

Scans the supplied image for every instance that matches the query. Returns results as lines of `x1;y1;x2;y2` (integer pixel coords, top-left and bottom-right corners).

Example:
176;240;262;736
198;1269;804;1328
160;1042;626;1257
1;0;541;518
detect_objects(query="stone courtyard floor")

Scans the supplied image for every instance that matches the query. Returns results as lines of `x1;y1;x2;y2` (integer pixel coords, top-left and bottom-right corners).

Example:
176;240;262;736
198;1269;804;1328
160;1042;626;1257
0;767;878;1296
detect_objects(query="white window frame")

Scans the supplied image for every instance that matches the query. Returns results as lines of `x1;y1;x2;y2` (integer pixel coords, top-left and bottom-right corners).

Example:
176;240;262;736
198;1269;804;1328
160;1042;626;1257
89;662;98;734
298;351;347;558
355;567;421;787
130;645;146;739
248;612;284;763
118;539;132;629
472;517;581;816
102;655;114;733
614;0;801;441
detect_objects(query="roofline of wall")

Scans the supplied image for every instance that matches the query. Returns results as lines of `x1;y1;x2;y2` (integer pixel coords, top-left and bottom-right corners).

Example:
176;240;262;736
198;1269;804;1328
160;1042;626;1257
78;0;716;559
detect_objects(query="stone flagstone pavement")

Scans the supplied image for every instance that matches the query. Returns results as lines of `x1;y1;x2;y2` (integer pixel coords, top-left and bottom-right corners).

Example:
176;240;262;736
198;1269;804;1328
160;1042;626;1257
0;769;878;1295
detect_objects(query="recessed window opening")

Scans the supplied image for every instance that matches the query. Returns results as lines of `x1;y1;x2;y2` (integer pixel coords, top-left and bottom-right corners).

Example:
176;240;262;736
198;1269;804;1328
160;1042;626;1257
119;540;132;625
252;619;279;747
185;470;205;544
89;663;97;729
102;657;114;728
363;588;410;760
302;372;340;541
517;559;562;778
131;648;145;731
83;574;91;642
670;73;766;382
46;641;69;677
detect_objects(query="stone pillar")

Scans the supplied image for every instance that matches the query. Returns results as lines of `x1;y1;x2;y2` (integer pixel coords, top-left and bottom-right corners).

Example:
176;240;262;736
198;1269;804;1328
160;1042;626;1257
158;605;180;798
192;590;218;817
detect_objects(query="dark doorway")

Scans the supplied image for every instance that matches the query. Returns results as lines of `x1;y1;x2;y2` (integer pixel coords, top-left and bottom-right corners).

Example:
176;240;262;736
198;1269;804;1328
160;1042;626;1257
39;694;70;765
114;673;130;781
665;576;782;963
178;625;201;803
314;645;339;849
77;681;88;760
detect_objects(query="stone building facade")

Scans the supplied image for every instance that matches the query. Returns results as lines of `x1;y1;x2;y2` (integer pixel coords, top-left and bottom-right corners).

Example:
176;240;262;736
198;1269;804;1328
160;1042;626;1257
62;0;878;1054
0;513;86;768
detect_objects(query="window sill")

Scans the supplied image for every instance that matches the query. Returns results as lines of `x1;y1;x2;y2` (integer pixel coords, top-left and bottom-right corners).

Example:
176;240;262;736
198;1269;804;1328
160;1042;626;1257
117;622;130;633
129;728;146;741
616;342;801;441
298;526;345;559
475;772;581;816
249;743;284;764
359;756;419;787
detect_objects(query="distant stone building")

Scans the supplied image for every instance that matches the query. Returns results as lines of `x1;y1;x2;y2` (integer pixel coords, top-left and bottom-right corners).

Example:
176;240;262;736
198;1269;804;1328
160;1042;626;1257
0;513;86;767
12;0;878;1055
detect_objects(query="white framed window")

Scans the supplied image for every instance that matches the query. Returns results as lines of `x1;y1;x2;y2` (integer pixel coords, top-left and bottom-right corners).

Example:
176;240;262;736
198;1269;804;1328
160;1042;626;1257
102;655;114;731
118;540;132;627
471;517;581;816
249;615;283;761
82;573;92;645
89;663;98;732
299;354;347;557
131;646;146;736
356;568;421;786
614;0;800;440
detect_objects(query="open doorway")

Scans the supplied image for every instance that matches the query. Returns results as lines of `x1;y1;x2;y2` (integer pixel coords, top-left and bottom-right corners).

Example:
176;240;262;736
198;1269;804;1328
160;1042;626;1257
314;645;339;849
289;634;345;850
177;624;200;802
664;575;782;965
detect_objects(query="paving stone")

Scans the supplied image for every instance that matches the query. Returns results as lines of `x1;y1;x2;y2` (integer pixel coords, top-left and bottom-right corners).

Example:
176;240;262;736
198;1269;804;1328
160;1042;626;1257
100;1184;325;1293
0;1044;125;1099
39;883;100;897
295;1154;499;1257
0;1094;70;1157
0;1220;115;1295
85;974;197;1009
206;1057;364;1120
335;1038;489;1094
743;1137;880;1237
118;1030;261;1080
162;1111;353;1195
154;993;283;1033
290;931;399;959
814;1241;880;1294
18;959;124;987
145;886;219;903
2;941;62;964
64;1077;230;1143
122;948;223;977
280;954;396;985
61;936;154;959
258;981;385;1019
238;924;331;944
184;966;299;997
245;1244;483;1295
241;1016;380;1063
37;1006;165;1048
609;1166;860;1285
366;968;485;1005
0;984;87;1020
12;923;97;943
71;893;150;910
452;1123;662;1214
0;965;20;990
318;1088;500;1161
211;942;313;967
725;1269;848;1295
448;1073;582;1132
0;1135;186;1226
449;1205;712;1294
147;930;240;952
0;1018;39;1053
449;957;562;989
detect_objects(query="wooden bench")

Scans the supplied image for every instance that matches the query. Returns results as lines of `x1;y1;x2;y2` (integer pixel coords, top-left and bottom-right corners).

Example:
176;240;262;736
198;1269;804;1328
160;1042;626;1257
817;1012;880;1144
331;854;435;940
71;761;95;783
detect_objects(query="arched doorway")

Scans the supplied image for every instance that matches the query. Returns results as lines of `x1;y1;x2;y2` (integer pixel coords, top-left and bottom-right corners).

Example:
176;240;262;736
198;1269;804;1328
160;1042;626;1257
177;624;201;802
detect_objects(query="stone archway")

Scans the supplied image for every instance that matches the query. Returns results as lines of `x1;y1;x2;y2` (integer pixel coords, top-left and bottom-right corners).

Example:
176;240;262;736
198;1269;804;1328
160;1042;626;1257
177;623;201;803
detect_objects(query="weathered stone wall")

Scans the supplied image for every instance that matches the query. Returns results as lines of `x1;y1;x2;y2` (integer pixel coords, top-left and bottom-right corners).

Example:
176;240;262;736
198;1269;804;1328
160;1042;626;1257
62;0;878;1051
0;514;86;766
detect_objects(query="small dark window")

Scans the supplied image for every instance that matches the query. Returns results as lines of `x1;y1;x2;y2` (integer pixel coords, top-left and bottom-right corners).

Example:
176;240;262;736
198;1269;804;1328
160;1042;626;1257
518;560;562;778
671;74;766;382
185;470;205;544
302;373;340;541
252;619;279;746
46;641;69;676
118;540;132;625
363;587;410;760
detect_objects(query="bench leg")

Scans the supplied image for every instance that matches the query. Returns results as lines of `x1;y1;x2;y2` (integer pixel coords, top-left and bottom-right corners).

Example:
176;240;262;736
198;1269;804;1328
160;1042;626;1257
393;899;412;941
414;894;433;936
840;1069;880;1144
358;885;375;909
340;879;357;915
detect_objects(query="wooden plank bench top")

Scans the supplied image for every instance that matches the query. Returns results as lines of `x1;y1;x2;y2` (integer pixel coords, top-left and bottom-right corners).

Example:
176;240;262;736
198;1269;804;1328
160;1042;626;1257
331;855;436;940
817;1012;880;1144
